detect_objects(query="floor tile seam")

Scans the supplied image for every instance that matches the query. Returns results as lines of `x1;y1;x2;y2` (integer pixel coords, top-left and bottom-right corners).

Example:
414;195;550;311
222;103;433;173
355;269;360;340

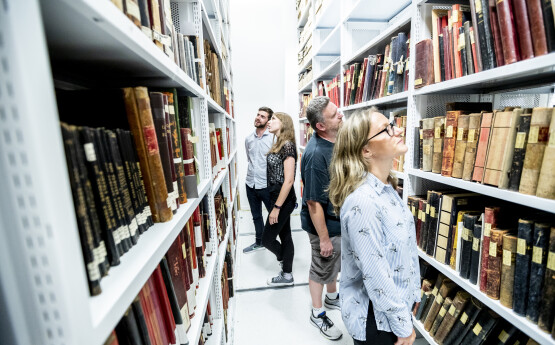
235;282;310;294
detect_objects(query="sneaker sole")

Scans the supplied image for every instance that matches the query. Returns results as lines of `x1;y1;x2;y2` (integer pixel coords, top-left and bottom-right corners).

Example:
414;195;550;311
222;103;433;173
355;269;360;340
324;301;341;311
309;318;343;341
266;280;294;287
243;247;265;254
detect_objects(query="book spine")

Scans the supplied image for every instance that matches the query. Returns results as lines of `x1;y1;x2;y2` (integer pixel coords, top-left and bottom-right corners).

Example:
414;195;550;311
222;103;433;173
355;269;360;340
526;222;550;323
459;26;468;76
469;223;482;284
508;114;532;191
489;0;506;66
470;0;484;71
167;93;187;205
513;0;535;59
480;206;499;292
460;310;500;345
464;22;475;75
462;113;482;181
496;0;520;64
542;0;555;51
433;291;470;344
536;110;555;199
426;192;442;257
424;281;456;331
472;112;494;183
526;0;549;56
443;298;484;345
460;214;478;279
442;111;461;177
433;116;446;174
500;234;517;308
486;228;509;299
423;118;435;172
452;115;470;178
514;218;534;315
538;226;555;332
430;297;453;336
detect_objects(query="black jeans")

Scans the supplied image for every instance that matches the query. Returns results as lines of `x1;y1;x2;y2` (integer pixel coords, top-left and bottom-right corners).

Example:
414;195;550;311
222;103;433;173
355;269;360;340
261;188;296;273
353;301;397;345
246;184;272;245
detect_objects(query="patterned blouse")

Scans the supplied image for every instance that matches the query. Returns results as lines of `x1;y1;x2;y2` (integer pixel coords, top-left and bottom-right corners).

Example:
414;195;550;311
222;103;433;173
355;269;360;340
266;141;297;201
340;173;420;341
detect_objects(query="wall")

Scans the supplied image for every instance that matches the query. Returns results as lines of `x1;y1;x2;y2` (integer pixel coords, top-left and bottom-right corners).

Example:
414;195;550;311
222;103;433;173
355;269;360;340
230;0;299;210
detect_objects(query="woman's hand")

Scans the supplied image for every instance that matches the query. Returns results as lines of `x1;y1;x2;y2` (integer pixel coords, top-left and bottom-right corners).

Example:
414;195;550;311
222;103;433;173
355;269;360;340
269;208;280;225
395;328;416;345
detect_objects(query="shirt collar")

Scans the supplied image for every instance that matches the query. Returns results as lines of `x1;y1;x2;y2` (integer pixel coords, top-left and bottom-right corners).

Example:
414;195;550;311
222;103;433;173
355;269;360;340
364;172;390;194
254;128;270;138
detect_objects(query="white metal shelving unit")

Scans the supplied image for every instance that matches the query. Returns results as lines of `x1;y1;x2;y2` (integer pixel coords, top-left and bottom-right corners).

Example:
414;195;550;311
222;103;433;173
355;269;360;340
0;0;238;344
296;0;555;344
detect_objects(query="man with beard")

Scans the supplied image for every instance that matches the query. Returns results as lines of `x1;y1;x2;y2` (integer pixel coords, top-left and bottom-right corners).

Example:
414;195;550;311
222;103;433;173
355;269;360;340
301;96;344;341
243;107;275;253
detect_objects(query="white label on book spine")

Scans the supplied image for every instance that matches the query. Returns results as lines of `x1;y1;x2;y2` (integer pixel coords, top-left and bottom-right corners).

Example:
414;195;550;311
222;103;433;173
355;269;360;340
446;125;453;138
142;26;153;39
472;237;480;251
549;131;555;147
126;1;140;19
183;158;194;164
515;132;527;149
503;249;512;266
489;242;497;257
169;105;175;115
460;312;468;324
129;218;138;237
468;129;476;142
113;226;121;245
84;143;97;162
439;306;447;317
517;238;526;255
473;323;482;336
475;0;482;12
432;287;438;296
436;295;444;305
87;262;101;281
528;126;539;144
498;330;509;343
173;182;178;195
457;128;464;141
532;247;543;264
174;157;182;164
547;252;555;271
484;223;492;237
99;241;108;259
195;226;203;246
449;305;456;316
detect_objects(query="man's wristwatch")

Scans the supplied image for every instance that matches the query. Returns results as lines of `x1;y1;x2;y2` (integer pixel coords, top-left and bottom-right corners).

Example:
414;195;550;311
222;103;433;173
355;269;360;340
274;204;282;209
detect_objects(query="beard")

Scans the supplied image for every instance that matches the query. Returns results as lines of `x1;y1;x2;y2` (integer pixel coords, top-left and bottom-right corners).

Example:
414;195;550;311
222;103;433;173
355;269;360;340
255;122;267;129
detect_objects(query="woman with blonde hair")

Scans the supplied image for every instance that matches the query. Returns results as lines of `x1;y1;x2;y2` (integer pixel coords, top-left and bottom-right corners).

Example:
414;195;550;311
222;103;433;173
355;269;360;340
262;112;298;286
328;108;420;345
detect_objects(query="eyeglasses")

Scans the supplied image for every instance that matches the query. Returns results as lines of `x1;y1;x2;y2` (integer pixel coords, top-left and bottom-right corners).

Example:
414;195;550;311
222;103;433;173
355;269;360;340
367;121;396;142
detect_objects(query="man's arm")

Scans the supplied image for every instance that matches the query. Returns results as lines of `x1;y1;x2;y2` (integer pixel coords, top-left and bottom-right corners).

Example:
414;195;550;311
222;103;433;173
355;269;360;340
307;200;333;257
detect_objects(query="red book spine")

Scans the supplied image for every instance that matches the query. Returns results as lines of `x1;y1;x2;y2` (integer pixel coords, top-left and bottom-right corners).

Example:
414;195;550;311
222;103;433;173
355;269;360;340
148;277;169;345
443;26;452;81
526;0;549;56
153;265;177;344
490;0;507;66
452;5;463;78
144;282;164;345
496;0;521;64
480;207;500;292
139;289;157;345
512;0;535;59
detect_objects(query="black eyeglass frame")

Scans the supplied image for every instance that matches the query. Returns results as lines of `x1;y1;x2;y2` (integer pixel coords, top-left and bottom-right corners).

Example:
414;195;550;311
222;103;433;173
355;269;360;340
367;121;396;142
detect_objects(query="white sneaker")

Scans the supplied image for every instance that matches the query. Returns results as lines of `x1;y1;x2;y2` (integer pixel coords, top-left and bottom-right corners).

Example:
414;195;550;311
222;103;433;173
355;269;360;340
324;294;341;310
310;310;343;341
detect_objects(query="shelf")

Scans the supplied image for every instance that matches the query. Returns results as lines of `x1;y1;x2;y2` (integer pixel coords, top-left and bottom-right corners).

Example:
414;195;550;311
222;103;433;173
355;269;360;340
206;96;230;117
343;0;411;23
205;318;224;345
414;53;555;95
40;0;205;96
90;178;211;344
314;0;341;29
226;149;237;166
314;57;341;81
417;249;554;345
392;170;406;180
218;230;230;278
299;145;307;151
212;167;228;196
344;8;412;65
225;296;236;345
187;251;218;345
299;79;313;93
340;91;409;112
201;0;222;60
413;319;438;345
407;168;555;213
297;2;312;28
298;56;313;74
225;111;235;122
315;24;340;56
299;117;309;122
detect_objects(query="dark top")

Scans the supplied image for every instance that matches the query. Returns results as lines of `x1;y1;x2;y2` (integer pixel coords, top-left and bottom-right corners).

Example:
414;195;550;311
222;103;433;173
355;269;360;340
300;133;341;237
266;141;297;203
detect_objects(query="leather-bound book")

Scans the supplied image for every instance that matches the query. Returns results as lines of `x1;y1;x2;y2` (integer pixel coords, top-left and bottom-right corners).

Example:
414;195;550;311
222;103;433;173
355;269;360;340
414;39;435;89
115;306;143;345
426;191;443;257
148;0;163;49
418;120;424;170
464;22;475;75
434;291;471;344
123;87;172;223
519;108;553;195
419;194;431;250
131;296;152;345
422;274;448;321
469;223;483;284
424;280;457;331
433;116;446;174
483;109;522;188
460;213;480;279
444;297;485;345
444;194;481;266
489;0;505;67
508;113;532;191
480;207;500;292
461;310;500;345
451;210;477;270
500;234;517;308
538;226;555;332
469;0;484;72
542;0;555;52
526;0;549;56
486;228;510;299
165;92;187;205
514;218;535;316
416;291;433;320
442;111;463;176
423;118;435;171
488;322;519;345
472;112;494;182
431;297;453;336
536;111;555;199
161;257;189;343
463;113;483;181
512;0;535;60
526;222;550;323
418;199;426;249
477;0;497;70
180;128;199;198
103;330;119;345
152;265;177;344
453;115;470;178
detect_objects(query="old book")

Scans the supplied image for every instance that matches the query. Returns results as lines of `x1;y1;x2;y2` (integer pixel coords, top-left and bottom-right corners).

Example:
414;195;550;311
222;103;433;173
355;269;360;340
469;223;483;285
486;228;510;299
542;0;555;52
519;108;553;195
419;120;424;170
123;0;141;28
453;115;470;178
464;21;475;75
416;291;433;320
433;116;446;173
476;0;497;70
463;113;483;180
512;0;535;60
514;218;535;316
488;322;520;345
483;109;522;188
164;92;187;205
433;9;449;82
424;280;457;331
469;0;484;72
451;210;479;270
536;111;555;199
480;206;500;292
538;226;555;332
472;112;494;182
460;213;480;279
460;310;500;345
152;265;177;344
420;192;433;252
489;0;506;67
508;113;532;191
443;297;485;345
527;0;549;56
415;39;434;89
422;274;448;322
431;297;453;336
426;191;443;257
123;87;172;222
417;199;426;248
161;257;189;343
115;306;143;345
434;291;471;344
442;111;463;176
526;222;550;323
500;234;517;308
423;118;435;171
131;296;152;345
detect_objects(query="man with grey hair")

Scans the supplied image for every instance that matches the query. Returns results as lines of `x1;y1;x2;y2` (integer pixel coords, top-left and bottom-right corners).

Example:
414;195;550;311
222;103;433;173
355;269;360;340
301;96;344;340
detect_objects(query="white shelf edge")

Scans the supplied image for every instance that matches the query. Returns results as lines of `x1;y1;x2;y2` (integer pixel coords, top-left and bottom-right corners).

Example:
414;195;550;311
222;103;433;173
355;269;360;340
187;252;218;345
313;0;340;29
313;57;341;81
413;318;438;345
204;318;224;345
206;95;232;118
314;24;341;57
340;91;409;112
212;167;228;196
413;53;555;95
225;296;236;345
299;145;306;151
90;178;211;343
299;117;309;122
298;56;313;74
392;170;406;180
201;0;222;60
344;7;413;65
298;79;313;93
226;149;237;166
225;112;235;122
407;168;555;213
297;2;312;28
417;250;554;345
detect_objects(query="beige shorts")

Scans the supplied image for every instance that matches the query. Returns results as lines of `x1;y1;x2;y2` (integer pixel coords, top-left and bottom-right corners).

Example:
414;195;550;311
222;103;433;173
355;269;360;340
308;233;341;284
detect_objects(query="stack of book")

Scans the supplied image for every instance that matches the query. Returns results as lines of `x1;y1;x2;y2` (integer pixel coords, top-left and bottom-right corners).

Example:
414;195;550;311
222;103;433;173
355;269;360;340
392;110;407;173
415;264;546;345
204;40;225;107
343;31;410;106
214;187;229;245
417;105;555;200
221;243;234;343
298;66;313;90
299;93;313;118
316;76;341;106
415;2;554;88
209;123;226;177
57;87;202;295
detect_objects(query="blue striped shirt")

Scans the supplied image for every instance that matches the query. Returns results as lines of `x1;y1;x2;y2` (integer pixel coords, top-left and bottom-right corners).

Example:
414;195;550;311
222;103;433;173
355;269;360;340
340;173;420;340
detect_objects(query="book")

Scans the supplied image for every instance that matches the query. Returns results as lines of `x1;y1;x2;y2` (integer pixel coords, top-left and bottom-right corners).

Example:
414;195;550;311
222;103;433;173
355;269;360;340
160;257;189;343
460;213;480;279
472;112;494;183
420;191;433;251
527;0;549;56
417;291;433;321
486;228;510;299
508;113;532;191
425;191;443;257
499;234;517;308
431;297;453;336
474;0;496;70
423;118;435;172
115;306;144;345
513;218;535;316
414;39;434;89
131;296;152;345
460;310;500;345
536;111;555;199
513;0;535;60
443;297;485;345
424;280;457;331
480;206;500;292
519;107;553;195
489;322;520;345
483;108;522;188
442;111;463;177
434;291;471;344
538;226;555;332
462;113;483;181
164;91;187;205
469;223;483;285
452;114;471;179
422;274;448;322
489;0;505;67
526;222;550;323
433;116;446;174
542;0;555;52
463;21;475;75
